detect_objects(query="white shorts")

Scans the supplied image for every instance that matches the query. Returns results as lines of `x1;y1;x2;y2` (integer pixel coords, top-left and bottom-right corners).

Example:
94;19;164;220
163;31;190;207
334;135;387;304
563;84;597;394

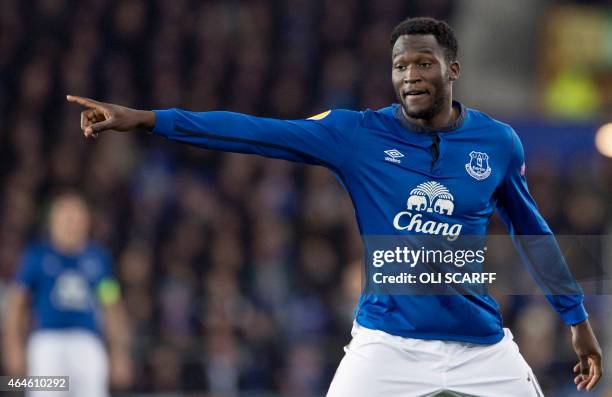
327;322;544;397
27;329;109;397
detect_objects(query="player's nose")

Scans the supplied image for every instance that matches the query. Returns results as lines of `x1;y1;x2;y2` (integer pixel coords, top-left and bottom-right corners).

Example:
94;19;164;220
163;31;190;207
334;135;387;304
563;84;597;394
403;66;421;84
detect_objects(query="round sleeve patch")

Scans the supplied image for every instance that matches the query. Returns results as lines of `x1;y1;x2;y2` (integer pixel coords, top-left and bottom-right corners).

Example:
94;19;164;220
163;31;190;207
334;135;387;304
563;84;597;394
97;278;120;305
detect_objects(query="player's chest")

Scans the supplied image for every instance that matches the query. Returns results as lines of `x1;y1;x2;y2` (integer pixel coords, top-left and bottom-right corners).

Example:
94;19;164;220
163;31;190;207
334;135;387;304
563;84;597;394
352;133;508;213
39;252;103;284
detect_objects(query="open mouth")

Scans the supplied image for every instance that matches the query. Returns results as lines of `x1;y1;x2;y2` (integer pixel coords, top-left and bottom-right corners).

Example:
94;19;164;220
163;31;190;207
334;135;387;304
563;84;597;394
404;89;429;99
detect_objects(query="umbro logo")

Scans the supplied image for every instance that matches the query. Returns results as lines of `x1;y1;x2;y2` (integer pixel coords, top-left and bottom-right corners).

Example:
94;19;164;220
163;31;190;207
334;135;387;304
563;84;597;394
384;149;404;164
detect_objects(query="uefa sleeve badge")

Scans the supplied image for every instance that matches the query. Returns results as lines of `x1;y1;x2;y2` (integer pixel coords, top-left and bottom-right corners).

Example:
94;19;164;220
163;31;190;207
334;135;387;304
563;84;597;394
307;110;331;120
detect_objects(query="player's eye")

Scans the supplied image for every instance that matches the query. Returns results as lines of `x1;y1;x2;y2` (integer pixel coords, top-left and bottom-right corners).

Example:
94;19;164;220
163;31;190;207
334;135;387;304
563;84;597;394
419;63;432;68
394;65;407;71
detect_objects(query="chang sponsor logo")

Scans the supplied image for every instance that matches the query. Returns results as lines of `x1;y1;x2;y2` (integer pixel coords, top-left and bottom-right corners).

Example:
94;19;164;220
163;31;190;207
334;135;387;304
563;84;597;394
392;181;462;239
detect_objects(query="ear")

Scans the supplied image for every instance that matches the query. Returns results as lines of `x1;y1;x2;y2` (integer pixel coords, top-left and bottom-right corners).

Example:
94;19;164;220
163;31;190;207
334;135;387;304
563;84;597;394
449;61;460;81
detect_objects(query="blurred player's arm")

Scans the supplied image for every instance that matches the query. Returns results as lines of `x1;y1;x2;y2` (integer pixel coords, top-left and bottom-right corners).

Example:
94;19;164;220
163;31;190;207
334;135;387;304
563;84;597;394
98;278;133;389
2;285;30;376
66;95;362;169
3;247;39;377
494;129;602;391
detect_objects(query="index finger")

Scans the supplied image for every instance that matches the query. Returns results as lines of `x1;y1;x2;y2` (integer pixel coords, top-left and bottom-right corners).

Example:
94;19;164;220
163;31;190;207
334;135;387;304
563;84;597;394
66;95;107;111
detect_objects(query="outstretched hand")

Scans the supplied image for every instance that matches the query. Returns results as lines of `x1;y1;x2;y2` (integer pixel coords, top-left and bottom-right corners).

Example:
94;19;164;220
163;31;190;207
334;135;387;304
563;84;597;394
571;319;603;391
66;95;155;138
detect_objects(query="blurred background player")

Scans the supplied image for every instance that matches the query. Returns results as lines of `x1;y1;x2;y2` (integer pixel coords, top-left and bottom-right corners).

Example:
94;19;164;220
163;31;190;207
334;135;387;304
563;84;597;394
2;191;132;397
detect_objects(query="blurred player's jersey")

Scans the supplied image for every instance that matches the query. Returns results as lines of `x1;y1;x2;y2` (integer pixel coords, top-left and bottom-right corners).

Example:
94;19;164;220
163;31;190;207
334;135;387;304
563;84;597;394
151;102;587;344
14;241;115;335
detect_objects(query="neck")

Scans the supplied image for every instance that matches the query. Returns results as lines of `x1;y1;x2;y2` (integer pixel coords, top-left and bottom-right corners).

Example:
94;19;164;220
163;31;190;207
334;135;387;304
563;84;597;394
51;237;86;255
402;97;458;130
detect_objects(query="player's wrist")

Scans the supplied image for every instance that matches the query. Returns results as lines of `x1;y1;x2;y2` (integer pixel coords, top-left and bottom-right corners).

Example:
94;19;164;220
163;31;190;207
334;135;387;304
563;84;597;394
570;319;591;332
135;110;156;130
570;319;595;337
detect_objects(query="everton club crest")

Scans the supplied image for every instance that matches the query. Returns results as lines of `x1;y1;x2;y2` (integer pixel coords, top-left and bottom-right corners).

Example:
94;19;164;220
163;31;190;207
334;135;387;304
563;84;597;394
465;151;491;180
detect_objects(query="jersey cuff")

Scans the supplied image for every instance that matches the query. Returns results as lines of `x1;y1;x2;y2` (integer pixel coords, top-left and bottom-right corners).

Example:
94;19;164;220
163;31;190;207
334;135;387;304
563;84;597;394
560;303;588;325
151;109;176;136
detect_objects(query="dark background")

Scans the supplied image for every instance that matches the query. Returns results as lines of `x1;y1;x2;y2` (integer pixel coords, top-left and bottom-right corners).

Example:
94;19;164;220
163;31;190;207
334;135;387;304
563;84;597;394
0;0;611;396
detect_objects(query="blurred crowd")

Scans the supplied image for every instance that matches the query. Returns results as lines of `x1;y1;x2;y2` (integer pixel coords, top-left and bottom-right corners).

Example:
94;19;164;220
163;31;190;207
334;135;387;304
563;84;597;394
0;0;610;396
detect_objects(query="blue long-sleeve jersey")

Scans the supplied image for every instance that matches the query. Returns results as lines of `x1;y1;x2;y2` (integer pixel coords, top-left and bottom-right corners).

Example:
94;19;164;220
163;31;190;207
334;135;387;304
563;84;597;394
152;102;587;344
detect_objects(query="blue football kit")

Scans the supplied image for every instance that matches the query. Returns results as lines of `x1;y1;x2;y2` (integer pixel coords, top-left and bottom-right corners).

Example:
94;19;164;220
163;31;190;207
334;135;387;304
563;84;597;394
14;241;116;335
151;101;586;344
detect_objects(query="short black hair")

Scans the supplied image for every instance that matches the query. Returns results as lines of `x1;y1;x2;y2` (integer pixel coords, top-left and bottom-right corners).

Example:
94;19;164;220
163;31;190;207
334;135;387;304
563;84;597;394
390;17;458;63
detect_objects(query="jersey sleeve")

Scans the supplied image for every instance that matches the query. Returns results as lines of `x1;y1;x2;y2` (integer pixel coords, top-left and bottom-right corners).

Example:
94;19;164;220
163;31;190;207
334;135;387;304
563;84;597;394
495;130;587;325
13;246;39;291
150;109;362;172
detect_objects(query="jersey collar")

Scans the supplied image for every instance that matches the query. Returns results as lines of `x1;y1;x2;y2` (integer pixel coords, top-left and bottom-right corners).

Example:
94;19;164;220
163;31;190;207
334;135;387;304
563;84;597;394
394;101;466;133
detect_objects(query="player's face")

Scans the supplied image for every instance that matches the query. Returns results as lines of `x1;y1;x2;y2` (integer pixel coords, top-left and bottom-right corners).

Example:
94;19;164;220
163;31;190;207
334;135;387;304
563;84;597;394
391;34;459;120
49;196;91;251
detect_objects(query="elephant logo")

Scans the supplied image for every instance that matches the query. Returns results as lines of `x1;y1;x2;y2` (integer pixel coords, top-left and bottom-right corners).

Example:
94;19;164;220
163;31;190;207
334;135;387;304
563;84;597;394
465;151;491;180
407;193;427;211
407;181;455;215
434;198;454;215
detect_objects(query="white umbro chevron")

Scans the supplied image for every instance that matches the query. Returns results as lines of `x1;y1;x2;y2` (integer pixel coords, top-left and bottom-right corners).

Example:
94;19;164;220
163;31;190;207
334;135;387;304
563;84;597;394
384;149;404;164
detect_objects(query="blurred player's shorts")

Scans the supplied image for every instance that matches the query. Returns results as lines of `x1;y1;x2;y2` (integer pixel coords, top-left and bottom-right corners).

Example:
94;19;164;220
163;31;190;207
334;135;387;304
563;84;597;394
27;329;108;397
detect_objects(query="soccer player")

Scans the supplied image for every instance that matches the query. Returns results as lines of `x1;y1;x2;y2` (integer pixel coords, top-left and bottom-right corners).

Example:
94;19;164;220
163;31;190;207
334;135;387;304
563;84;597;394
2;192;132;397
66;17;602;396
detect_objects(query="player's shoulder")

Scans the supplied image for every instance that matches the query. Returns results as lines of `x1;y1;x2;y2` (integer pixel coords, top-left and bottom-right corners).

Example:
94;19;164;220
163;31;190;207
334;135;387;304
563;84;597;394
465;106;519;143
357;104;400;131
308;105;399;132
16;241;53;271
22;240;52;257
77;243;114;277
307;108;364;130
